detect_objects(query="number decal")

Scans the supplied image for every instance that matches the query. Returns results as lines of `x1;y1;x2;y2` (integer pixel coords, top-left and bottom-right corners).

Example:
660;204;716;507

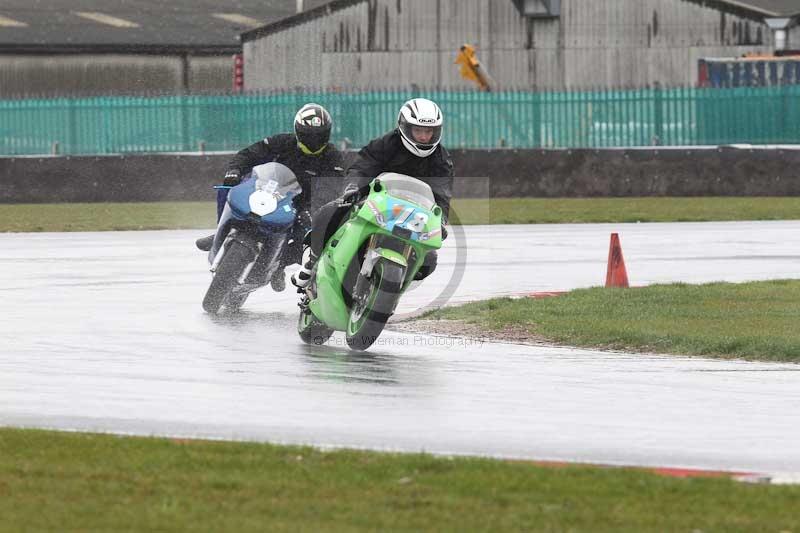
406;212;428;232
395;207;414;225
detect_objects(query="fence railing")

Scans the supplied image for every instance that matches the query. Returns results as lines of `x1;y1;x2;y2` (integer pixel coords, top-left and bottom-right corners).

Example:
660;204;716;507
1;86;798;155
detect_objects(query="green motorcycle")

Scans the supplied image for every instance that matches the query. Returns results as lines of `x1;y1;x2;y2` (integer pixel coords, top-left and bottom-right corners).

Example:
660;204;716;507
297;173;444;351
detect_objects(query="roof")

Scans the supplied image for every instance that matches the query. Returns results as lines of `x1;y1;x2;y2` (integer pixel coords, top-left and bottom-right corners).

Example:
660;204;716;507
242;0;366;42
721;0;800;17
241;0;800;44
684;0;800;19
0;0;331;54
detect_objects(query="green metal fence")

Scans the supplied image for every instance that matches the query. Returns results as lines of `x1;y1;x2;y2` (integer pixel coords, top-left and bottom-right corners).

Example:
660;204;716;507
1;86;798;156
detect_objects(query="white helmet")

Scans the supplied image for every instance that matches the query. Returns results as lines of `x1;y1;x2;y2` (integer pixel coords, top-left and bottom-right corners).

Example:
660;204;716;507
397;98;443;158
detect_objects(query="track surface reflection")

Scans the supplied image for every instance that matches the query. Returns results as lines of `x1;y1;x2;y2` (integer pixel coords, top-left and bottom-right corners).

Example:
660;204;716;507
2;222;799;473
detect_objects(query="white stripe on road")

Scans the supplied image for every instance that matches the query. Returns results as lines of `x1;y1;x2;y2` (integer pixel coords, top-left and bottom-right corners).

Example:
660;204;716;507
0;14;27;27
73;12;139;28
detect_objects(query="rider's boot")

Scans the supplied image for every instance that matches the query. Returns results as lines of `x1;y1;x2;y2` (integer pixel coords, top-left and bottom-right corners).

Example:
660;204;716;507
195;234;215;252
291;248;318;290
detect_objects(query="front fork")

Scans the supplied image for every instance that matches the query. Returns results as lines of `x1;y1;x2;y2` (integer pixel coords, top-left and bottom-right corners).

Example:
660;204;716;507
209;229;264;284
358;235;412;276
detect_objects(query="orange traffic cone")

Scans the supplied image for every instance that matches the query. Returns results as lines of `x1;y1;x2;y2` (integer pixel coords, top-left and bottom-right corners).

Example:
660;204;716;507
605;233;629;288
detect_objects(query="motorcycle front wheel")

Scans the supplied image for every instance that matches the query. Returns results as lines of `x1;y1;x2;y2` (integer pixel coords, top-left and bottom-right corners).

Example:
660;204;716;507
345;260;405;351
202;240;254;314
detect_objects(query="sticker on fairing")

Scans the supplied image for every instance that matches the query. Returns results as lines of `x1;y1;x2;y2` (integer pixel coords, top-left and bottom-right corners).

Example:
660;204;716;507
249;190;278;216
419;228;442;241
406;212;429;232
366;200;386;226
395;206;413;224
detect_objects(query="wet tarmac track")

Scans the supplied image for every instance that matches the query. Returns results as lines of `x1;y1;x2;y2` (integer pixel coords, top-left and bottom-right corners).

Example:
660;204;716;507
2;221;799;474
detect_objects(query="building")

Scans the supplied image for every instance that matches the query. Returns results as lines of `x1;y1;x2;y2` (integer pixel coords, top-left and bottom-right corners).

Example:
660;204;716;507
0;0;330;97
241;0;800;91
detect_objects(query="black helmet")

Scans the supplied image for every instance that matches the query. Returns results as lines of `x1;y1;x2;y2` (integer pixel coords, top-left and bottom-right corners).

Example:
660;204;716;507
294;103;332;155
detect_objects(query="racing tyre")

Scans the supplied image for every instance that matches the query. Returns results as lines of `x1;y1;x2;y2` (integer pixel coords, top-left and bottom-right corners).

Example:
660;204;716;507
202;240;254;314
298;309;334;345
225;292;250;313
345;260;405;351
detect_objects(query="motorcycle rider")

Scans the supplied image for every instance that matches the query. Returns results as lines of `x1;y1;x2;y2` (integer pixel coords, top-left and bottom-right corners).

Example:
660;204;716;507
195;103;344;292
292;97;453;289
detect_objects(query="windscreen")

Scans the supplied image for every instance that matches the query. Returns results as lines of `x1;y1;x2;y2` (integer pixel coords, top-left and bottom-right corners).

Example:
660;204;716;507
378;173;436;211
251;162;302;197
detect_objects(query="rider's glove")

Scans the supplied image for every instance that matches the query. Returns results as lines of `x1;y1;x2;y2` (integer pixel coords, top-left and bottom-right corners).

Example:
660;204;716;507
440;216;449;240
297;209;313;232
341;184;362;205
223;169;242;187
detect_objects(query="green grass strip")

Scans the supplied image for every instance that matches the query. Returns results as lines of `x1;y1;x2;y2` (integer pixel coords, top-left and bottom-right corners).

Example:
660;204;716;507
1;428;798;532
425;280;800;362
0;202;216;232
2;197;799;232
450;197;800;225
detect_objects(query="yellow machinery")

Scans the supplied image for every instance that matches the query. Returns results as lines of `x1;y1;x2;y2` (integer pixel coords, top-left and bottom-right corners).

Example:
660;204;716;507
455;44;494;91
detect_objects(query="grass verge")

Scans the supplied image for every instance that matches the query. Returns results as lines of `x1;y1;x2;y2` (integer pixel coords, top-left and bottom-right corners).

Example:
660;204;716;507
0;202;216;232
422;280;800;362
450;196;800;225
1;428;798;532
2;197;799;232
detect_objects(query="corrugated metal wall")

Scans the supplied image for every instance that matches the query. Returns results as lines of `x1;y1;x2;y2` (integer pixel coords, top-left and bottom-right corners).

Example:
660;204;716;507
0;55;234;98
789;26;800;49
244;0;777;91
187;57;236;93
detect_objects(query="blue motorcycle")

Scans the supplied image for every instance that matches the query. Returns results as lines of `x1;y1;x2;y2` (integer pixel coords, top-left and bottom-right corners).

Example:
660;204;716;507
202;162;301;314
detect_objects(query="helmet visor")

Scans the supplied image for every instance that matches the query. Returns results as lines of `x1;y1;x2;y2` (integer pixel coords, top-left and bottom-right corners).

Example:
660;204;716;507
295;125;331;153
400;122;442;149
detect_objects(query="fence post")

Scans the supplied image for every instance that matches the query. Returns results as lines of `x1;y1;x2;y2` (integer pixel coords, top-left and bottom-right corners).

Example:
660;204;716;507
533;91;543;148
181;94;190;152
652;83;664;146
780;83;789;143
68;98;77;154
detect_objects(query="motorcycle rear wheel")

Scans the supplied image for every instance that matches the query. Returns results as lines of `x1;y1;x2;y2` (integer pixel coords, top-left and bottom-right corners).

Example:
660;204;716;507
297;309;334;345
